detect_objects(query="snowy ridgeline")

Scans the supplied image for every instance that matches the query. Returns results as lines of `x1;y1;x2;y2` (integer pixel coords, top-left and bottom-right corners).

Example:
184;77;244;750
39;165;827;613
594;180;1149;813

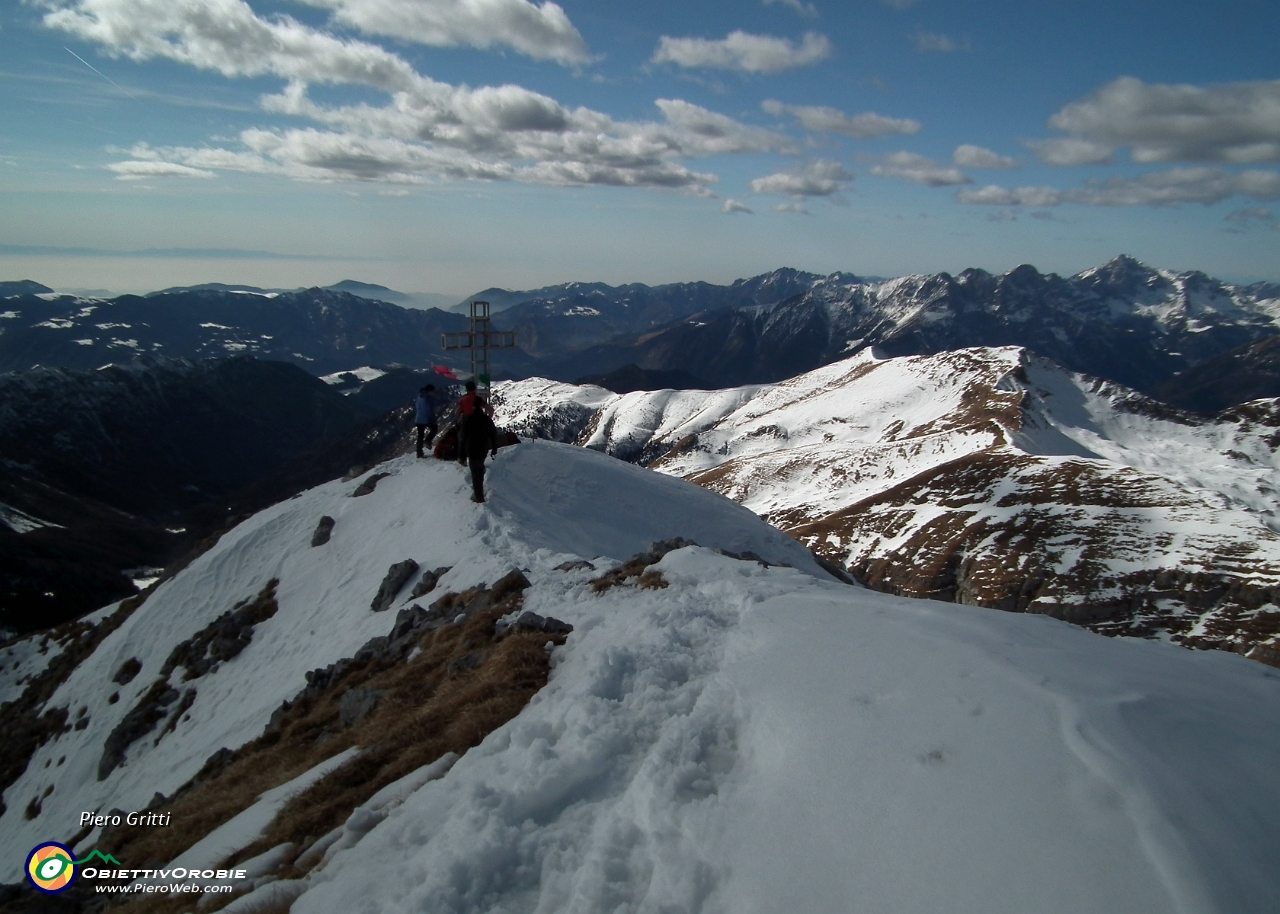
495;347;1280;653
0;442;1278;912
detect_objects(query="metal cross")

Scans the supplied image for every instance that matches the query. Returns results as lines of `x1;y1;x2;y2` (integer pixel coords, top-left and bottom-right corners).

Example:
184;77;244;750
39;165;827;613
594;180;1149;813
441;301;518;392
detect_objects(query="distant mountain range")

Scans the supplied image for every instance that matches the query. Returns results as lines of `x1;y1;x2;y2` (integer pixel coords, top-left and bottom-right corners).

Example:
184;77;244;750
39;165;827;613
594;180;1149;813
0;286;523;378
4;255;1280;409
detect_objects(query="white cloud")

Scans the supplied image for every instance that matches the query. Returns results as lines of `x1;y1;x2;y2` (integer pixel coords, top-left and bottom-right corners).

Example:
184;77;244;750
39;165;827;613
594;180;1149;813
762;0;818;18
655;99;796;156
957;167;1280;207
952;144;1018;169
762;99;919;138
750;159;850;197
41;0;419;90
1025;138;1114;167
911;31;969;53
651;30;831;74
1038;77;1280;165
722;198;754;214
1067;168;1280;206
106;159;216;180
956;185;1063;206
43;0;788;195
870;151;970;186
772;202;809;213
295;0;590;66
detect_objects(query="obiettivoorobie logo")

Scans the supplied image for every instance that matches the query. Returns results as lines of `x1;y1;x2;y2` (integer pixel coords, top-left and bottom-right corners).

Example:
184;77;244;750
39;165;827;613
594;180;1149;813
25;844;121;894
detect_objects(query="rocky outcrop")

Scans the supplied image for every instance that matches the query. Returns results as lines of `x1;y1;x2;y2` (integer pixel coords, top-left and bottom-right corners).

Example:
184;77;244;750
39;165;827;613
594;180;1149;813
410;566;452;599
338;688;384;726
311;516;336;547
371;561;419;611
98;581;278;780
351;473;392;497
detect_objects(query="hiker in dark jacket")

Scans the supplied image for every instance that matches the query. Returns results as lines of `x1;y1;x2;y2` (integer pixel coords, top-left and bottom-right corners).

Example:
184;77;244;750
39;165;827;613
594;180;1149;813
453;379;492;463
414;384;437;458
461;405;499;503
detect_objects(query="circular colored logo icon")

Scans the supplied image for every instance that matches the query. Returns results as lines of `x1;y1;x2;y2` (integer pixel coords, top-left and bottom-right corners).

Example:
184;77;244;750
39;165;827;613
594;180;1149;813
25;842;77;894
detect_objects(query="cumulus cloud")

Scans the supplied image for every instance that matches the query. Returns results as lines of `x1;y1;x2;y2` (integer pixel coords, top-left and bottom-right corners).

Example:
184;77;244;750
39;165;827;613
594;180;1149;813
772;202;809;213
722;198;754;214
651;30;831;74
41;0;793;195
295;0;590;66
762;99;919;138
911;31;969;53
41;0;420;90
870;151;970;186
655;99;796;155
762;0;818;18
1025;137;1114;167
957;167;1280;207
952;144;1018;169
1036;77;1280;165
750;159;850;197
956;185;1063;207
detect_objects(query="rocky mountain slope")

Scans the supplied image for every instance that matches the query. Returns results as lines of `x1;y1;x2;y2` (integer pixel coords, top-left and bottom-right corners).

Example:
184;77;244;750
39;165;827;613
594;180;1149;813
1152;335;1280;413
0;288;531;378
5;258;1278;410
536;256;1280;394
495;347;1280;662
0;358;374;633
485;268;838;358
1;443;1278;913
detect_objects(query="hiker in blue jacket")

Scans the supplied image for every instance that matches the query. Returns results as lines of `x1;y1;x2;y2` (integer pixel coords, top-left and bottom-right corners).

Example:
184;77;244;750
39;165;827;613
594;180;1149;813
414;384;438;458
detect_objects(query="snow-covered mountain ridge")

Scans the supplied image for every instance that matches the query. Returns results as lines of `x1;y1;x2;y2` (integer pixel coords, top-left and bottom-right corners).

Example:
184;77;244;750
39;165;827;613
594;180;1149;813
2;441;1279;912
495;347;1280;660
530;256;1280;395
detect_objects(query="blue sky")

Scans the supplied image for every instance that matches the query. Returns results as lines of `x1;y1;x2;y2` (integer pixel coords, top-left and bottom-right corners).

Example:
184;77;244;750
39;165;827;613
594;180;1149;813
1;0;1277;296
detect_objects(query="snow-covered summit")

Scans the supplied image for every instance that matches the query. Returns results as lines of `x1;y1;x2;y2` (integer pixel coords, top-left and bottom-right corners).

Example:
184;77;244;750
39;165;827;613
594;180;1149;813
497;346;1280;657
1;434;1279;911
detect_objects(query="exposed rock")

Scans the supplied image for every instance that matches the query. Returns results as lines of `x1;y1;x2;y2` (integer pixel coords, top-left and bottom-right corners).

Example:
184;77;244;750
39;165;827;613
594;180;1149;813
97;582;277;780
591;538;696;592
410;566;452;599
0;595;144;814
371;560;420;612
351;472;392;497
310;516;336;547
554;560;595;572
112;657;141;684
338;688;384;726
98;681;179;780
501;612;574;636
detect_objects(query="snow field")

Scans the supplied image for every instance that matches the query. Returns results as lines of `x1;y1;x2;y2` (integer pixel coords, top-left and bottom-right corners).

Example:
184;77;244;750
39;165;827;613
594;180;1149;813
297;547;1280;914
2;433;1279;913
0;440;820;876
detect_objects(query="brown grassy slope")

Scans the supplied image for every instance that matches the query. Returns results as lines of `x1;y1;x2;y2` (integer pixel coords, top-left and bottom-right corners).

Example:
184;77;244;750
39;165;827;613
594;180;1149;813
99;578;562;914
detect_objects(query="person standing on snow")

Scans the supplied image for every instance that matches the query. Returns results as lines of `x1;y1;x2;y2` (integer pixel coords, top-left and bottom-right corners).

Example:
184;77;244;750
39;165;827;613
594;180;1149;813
457;382;499;502
414;384;438;458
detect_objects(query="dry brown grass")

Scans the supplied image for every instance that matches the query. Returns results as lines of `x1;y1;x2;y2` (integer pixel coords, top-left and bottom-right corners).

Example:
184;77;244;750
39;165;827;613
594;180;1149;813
105;582;562;914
